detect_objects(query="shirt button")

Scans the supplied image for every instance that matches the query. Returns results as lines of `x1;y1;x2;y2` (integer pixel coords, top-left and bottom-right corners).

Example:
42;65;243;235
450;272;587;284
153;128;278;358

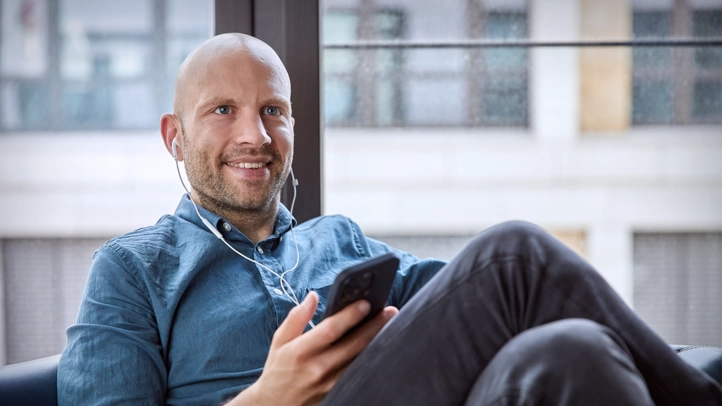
273;287;284;295
256;246;264;254
223;223;232;231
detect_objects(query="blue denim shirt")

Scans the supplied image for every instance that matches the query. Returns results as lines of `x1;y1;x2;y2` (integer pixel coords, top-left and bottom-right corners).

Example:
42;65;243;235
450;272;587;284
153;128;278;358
58;195;446;405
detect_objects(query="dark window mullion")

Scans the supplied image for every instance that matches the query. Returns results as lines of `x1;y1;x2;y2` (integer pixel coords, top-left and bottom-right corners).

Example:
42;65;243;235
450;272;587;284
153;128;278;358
152;0;167;123
48;0;61;130
357;2;378;127
0;4;3;129
466;0;485;127
671;0;694;124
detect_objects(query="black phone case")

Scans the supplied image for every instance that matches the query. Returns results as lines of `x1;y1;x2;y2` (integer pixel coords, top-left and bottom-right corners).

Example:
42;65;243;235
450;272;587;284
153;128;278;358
321;253;400;324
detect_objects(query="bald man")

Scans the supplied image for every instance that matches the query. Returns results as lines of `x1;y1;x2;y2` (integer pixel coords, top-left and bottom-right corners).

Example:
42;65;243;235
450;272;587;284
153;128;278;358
58;34;721;406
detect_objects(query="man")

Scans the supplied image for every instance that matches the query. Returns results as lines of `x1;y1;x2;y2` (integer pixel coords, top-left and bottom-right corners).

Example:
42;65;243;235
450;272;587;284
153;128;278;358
58;33;721;405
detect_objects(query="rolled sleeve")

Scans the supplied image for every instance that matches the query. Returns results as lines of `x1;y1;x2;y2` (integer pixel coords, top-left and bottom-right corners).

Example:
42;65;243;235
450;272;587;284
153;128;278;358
363;235;447;309
58;244;166;405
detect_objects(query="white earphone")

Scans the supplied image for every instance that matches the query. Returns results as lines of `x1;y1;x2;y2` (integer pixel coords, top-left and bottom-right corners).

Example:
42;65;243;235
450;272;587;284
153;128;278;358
172;139;179;161
171;137;312;327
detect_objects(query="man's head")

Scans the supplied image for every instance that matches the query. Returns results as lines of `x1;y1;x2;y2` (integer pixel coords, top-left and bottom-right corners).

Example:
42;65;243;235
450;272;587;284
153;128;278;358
161;33;294;223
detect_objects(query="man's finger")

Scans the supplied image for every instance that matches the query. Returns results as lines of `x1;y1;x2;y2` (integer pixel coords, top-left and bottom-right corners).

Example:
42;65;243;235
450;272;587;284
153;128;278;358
271;291;319;349
320;306;398;369
297;299;372;353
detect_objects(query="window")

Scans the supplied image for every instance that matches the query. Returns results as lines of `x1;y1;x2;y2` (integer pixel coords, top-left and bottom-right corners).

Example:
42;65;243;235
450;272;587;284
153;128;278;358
323;8;405;127
1;238;108;363
0;0;212;131
632;2;722;125
322;1;529;127
634;233;722;346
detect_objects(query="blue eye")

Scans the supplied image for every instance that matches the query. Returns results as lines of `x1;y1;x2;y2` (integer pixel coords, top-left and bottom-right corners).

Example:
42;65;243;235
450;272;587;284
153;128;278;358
264;106;280;115
214;106;231;114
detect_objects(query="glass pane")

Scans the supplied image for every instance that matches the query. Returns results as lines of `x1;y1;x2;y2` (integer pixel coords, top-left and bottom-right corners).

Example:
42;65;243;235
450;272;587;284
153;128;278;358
632;11;671;67
693;80;722;118
58;0;153;129
694;10;722;69
482;77;527;126
0;0;212;131
1;81;49;130
322;0;530;128
0;0;49;78
1;0;50;129
632;6;722;125
324;78;356;124
632;80;674;124
165;0;213;114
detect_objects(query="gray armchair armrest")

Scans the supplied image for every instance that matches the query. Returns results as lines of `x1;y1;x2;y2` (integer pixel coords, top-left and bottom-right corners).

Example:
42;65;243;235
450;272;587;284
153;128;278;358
0;354;60;406
0;346;719;405
671;345;722;385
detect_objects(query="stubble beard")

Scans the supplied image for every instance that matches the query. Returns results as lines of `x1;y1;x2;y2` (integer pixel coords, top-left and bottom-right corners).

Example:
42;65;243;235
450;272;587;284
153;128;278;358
182;132;290;219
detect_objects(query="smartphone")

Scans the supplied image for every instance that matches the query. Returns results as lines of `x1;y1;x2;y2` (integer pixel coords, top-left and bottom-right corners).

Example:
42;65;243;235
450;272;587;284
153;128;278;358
321;253;400;325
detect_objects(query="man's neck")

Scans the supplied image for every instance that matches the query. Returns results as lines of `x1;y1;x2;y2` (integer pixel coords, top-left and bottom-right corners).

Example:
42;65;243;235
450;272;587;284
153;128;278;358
193;195;279;245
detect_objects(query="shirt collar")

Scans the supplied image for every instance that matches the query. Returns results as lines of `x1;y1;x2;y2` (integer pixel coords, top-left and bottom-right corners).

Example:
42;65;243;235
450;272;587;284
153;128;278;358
174;194;297;242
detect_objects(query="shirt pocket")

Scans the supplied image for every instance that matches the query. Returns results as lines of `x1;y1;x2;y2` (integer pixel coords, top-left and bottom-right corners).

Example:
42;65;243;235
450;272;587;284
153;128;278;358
306;283;333;326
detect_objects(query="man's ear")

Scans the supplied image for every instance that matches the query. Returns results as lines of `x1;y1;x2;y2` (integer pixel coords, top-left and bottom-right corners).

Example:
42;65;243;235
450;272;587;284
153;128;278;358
160;113;183;161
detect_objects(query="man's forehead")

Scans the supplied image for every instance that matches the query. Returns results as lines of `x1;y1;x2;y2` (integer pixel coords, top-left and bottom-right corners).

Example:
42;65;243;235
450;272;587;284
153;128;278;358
193;45;289;85
194;56;291;101
174;34;292;113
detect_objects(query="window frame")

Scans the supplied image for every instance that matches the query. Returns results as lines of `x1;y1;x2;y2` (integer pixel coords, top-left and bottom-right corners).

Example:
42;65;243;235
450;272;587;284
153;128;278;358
214;0;323;223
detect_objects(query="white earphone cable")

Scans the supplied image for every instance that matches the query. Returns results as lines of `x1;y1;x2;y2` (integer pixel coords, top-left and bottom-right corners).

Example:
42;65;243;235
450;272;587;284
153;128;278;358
175;155;314;328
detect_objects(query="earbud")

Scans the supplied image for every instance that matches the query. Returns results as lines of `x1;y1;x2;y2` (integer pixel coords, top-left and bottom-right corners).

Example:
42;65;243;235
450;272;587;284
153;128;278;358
290;168;299;187
172;139;179;161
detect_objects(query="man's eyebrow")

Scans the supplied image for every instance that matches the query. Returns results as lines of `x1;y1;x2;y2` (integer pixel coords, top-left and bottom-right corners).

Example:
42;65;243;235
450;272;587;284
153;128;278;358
196;97;236;111
262;97;292;109
195;96;291;112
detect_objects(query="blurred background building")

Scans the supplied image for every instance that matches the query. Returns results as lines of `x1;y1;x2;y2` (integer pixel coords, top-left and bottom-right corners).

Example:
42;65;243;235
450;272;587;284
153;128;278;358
0;0;720;365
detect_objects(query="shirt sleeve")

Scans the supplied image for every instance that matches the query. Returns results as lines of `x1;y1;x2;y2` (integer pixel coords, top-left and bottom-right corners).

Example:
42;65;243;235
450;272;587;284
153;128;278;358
345;219;447;309
57;243;166;405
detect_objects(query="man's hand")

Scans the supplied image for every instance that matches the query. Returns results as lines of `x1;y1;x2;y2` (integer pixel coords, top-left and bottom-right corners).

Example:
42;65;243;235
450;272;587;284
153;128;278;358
227;292;398;406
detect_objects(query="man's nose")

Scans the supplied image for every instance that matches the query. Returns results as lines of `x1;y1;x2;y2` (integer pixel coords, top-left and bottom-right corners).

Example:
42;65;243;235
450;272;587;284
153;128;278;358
232;113;272;147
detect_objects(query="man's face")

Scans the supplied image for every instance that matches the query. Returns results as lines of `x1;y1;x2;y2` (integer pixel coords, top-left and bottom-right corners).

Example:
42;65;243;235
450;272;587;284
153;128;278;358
180;49;294;215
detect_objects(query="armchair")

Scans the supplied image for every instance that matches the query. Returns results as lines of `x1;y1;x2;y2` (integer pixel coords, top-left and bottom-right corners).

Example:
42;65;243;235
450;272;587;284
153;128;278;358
0;346;720;405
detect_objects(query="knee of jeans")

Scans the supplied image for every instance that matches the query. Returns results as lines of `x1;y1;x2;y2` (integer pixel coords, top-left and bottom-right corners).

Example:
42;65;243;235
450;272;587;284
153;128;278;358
474;219;543;243
511;319;629;370
465;220;551;260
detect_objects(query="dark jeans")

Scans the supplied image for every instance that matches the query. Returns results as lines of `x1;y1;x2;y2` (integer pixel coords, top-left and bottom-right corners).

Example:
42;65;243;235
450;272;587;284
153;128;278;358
322;221;722;406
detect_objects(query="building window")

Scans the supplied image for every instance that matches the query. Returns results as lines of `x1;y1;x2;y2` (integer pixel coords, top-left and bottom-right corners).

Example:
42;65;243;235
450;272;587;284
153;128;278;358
0;0;211;131
323;8;405;127
1;238;108;363
632;3;722;125
322;3;529;128
633;232;722;346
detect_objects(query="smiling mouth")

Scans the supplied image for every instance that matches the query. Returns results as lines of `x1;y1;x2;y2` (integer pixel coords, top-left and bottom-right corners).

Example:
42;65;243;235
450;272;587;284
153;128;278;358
225;162;268;169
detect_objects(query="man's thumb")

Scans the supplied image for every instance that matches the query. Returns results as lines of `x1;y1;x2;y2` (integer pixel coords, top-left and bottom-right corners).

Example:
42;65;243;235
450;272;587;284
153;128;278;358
271;291;318;348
